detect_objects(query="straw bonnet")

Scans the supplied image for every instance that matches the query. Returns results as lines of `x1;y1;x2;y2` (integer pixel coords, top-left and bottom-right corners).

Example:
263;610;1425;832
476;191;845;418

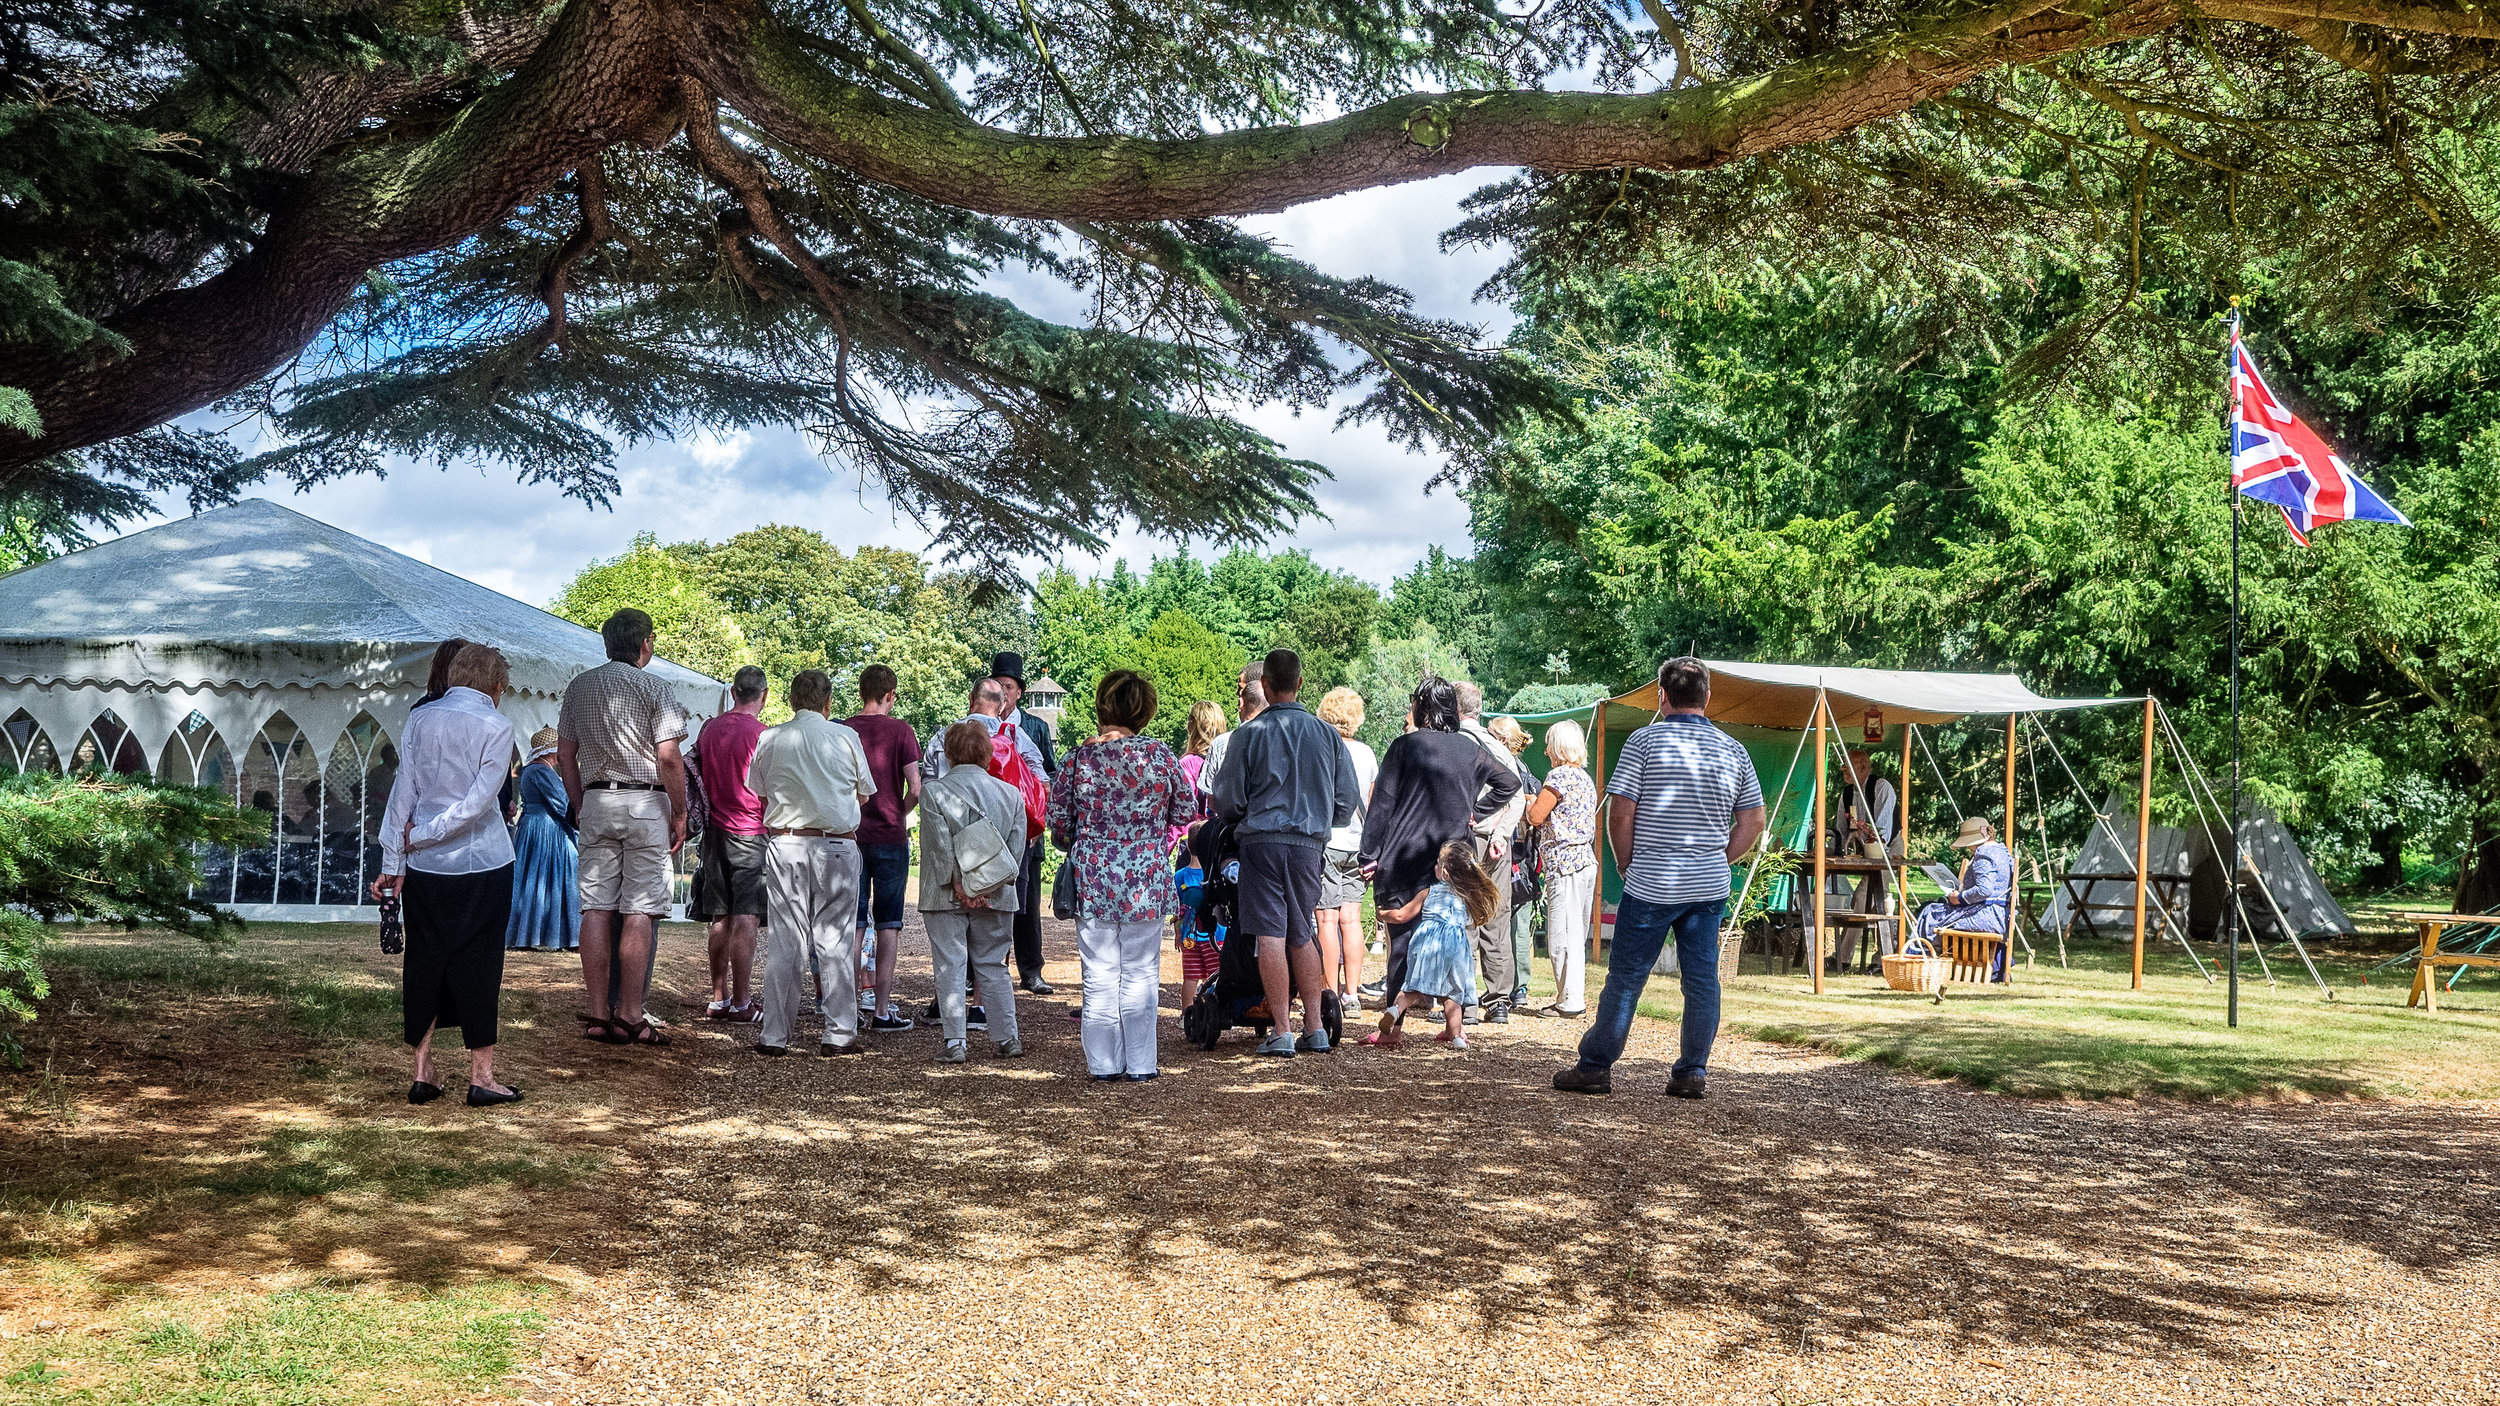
1949;817;1993;849
527;726;560;758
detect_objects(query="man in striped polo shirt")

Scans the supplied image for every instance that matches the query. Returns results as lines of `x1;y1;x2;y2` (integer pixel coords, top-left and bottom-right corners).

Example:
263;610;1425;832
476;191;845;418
1555;656;1765;1099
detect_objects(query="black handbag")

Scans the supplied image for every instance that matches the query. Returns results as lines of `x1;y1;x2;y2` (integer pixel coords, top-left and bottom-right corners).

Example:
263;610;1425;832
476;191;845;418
1051;848;1081;919
378;890;404;955
1509;821;1543;906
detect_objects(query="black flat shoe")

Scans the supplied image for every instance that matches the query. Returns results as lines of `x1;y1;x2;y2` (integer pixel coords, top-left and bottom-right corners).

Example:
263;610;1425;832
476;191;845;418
1020;975;1056;995
466;1083;523;1107
408;1081;443;1105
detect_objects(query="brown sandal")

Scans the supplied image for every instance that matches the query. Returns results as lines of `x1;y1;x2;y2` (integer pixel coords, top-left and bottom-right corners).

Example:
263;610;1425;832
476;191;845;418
624;1017;670;1047
580;1015;629;1044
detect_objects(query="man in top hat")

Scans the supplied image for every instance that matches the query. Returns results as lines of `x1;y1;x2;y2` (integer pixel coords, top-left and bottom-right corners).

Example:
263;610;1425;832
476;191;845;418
990;652;1058;993
1909;817;2014;979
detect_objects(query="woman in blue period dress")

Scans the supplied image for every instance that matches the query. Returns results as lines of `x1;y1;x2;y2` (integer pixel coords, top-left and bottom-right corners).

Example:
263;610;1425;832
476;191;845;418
1910;816;2013;977
506;728;580;951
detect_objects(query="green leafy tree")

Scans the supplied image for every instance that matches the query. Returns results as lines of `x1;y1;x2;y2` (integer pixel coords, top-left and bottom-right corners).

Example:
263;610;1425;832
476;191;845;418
12;0;2500;563
0;772;266;1048
1348;624;1474;753
1502;682;1610;715
548;533;751;683
1378;547;1496;684
1098;611;1247;749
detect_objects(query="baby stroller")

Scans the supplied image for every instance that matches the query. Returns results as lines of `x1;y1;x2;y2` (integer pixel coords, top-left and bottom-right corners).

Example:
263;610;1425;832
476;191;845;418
1180;815;1344;1050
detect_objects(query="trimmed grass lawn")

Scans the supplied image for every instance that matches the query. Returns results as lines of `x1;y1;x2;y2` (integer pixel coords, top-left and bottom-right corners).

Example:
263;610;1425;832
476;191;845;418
1527;937;2500;1100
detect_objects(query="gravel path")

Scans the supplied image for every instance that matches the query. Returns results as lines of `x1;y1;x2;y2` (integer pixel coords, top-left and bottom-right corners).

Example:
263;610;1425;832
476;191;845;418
518;910;2500;1406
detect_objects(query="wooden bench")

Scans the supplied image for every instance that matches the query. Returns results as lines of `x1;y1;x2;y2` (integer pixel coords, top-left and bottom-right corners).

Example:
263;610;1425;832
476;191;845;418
1936;928;2012;985
2400;911;2500;1014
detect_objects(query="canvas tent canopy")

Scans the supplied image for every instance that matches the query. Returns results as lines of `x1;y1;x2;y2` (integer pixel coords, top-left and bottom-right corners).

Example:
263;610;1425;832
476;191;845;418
1494;660;2170;992
0;499;726;917
1497;660;2141;916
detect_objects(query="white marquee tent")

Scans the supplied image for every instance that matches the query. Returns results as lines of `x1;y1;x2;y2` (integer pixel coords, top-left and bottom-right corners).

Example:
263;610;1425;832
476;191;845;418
0;499;725;917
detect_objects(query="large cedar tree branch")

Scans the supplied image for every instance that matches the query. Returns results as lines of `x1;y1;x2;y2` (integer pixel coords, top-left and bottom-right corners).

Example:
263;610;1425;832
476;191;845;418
6;0;2500;476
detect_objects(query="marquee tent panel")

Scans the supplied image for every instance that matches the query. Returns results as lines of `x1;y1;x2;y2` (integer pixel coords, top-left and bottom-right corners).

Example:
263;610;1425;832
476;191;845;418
0;499;724;718
0;499;726;917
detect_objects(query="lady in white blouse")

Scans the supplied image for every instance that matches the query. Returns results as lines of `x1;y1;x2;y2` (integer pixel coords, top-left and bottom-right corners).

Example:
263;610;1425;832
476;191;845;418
373;643;524;1107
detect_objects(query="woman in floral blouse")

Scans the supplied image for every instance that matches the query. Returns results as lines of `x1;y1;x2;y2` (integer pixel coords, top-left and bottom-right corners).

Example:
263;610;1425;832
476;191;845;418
1524;718;1600;1017
1047;670;1197;1081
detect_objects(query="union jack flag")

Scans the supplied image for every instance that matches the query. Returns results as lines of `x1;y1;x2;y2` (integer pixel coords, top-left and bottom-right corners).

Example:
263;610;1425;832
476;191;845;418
2230;333;2410;545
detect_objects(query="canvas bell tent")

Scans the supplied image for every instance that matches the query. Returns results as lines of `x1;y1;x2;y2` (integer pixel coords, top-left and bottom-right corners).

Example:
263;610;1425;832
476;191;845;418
0;499;725;918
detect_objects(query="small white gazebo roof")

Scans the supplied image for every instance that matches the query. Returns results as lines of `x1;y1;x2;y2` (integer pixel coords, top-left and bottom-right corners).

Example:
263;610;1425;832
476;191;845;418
0;498;724;712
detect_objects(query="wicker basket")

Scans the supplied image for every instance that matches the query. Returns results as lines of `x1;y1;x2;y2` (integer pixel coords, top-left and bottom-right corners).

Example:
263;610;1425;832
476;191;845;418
1881;948;1949;996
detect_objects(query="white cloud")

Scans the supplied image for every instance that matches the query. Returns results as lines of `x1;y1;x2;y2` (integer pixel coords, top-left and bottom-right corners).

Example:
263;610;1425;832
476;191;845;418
117;172;1518;605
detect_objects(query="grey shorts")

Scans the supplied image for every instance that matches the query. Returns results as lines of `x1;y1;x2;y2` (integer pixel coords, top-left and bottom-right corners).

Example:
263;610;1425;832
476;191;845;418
1237;840;1323;947
1319;847;1367;910
692;827;768;920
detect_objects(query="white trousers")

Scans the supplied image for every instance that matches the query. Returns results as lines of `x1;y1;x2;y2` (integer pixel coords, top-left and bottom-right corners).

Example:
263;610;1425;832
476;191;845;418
1078;916;1164;1078
763;836;861;1049
925;908;1020;1046
1543;865;1597;1013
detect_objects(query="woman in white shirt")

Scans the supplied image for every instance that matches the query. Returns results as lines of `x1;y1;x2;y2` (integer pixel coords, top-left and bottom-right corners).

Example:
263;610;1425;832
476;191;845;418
374;643;523;1108
1313;688;1379;1008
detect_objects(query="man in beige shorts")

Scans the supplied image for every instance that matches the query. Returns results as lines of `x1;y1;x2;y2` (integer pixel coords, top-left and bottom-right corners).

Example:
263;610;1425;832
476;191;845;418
557;608;690;1046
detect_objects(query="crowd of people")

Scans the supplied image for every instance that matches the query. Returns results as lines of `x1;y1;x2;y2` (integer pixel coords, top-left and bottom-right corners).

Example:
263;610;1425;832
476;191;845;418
374;611;1770;1108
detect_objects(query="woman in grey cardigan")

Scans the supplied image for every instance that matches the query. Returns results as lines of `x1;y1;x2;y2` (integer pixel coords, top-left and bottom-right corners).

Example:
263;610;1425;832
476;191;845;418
918;722;1029;1062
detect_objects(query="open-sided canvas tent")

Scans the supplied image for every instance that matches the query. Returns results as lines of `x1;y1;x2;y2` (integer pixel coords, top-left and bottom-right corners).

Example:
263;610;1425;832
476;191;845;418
1497;660;2148;990
0;499;726;918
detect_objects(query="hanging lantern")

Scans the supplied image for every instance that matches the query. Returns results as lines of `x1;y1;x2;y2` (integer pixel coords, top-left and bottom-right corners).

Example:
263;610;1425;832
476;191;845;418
1863;707;1884;743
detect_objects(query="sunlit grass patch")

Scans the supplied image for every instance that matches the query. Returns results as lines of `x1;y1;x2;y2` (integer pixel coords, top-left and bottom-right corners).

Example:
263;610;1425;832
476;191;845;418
0;1280;550;1405
1535;940;2500;1100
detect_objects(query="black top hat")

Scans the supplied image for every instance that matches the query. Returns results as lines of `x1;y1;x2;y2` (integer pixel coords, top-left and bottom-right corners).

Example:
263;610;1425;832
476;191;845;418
990;652;1026;686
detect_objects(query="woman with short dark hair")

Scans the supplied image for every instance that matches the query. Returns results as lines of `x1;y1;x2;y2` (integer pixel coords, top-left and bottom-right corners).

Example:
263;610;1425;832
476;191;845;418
376;642;523;1107
1046;669;1195;1081
1355;675;1521;1006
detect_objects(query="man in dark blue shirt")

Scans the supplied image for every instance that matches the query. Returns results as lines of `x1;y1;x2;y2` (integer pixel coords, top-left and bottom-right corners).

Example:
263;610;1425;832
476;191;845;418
1214;647;1360;1057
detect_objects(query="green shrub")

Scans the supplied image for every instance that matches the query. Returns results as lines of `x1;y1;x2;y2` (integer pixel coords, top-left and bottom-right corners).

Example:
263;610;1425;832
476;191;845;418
0;771;265;1047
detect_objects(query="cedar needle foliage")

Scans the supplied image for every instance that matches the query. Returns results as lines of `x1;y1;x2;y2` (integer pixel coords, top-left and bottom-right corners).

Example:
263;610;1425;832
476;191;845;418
0;771;267;1054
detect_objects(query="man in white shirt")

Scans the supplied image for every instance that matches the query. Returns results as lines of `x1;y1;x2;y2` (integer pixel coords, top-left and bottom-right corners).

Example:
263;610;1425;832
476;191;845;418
1837;746;1902;967
1456;681;1532;1023
746;669;876;1056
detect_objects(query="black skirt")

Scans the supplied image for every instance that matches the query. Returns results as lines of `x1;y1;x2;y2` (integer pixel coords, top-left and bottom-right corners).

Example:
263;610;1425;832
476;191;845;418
403;865;514;1048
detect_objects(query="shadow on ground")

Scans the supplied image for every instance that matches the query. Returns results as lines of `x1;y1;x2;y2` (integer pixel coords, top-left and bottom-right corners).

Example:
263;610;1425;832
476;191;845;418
626;915;2500;1371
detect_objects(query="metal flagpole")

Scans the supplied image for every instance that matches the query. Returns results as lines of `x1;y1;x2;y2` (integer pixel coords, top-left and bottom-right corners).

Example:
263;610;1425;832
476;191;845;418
2227;298;2244;1029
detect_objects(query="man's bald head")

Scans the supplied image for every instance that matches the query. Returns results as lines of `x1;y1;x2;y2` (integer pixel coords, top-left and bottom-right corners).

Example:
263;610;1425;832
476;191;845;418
971;677;1007;716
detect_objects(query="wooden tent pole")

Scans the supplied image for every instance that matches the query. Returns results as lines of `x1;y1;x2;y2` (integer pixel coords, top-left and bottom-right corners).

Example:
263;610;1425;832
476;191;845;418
2131;696;2155;991
1812;691;1828;996
1898;723;1914;953
2004;712;2020;981
1589;700;1608;961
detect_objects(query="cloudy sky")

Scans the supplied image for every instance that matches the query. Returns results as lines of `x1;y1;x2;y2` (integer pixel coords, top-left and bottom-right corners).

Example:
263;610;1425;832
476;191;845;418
130;174;1517;610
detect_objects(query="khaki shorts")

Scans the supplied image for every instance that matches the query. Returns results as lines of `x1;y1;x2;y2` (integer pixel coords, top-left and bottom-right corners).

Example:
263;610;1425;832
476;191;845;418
579;788;674;916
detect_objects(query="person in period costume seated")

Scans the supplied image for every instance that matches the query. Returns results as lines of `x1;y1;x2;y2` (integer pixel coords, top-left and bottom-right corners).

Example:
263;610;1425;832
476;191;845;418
1910;817;2013;979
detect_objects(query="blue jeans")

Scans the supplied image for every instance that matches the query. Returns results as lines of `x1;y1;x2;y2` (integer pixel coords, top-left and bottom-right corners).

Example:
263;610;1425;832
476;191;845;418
855;842;911;930
1575;893;1726;1080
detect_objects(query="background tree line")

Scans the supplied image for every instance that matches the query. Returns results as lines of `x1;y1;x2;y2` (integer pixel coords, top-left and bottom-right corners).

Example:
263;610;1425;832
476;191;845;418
1452;253;2495;901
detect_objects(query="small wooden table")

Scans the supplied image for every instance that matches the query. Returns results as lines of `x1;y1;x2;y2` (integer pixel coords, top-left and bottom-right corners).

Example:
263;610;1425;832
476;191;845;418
1787;852;1898;971
2057;871;2191;942
2399;911;2500;1014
